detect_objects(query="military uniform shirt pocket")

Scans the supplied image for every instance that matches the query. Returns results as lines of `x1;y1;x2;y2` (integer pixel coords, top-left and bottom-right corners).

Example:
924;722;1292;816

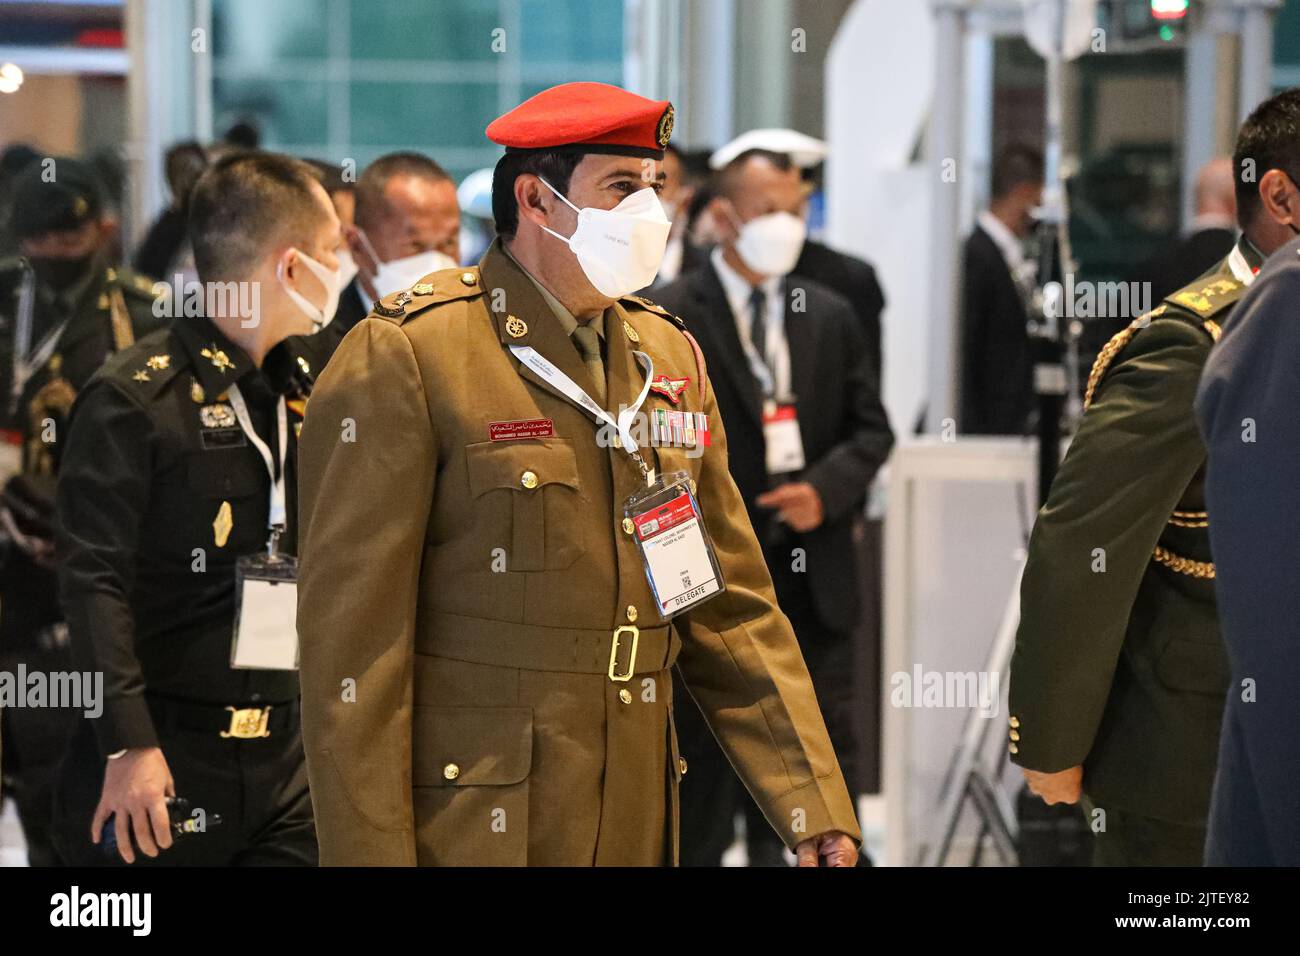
464;438;586;571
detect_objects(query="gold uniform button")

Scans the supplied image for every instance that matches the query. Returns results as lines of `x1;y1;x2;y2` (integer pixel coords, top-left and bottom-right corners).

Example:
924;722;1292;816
1009;716;1021;729
1009;730;1021;742
619;689;632;704
1008;743;1019;755
460;271;477;286
521;470;538;490
622;517;635;535
443;763;460;780
678;757;688;777
625;605;638;623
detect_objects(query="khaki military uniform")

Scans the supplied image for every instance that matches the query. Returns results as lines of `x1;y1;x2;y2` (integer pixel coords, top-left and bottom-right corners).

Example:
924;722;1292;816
296;240;861;866
1009;246;1256;864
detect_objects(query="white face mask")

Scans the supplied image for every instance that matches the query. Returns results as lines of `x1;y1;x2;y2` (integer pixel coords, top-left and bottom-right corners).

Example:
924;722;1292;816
733;210;807;278
538;177;672;298
278;248;341;329
334;247;359;290
356;229;458;299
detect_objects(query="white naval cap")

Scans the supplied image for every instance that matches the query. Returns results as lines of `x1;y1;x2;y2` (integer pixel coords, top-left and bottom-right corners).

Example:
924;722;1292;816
708;128;828;170
457;167;496;220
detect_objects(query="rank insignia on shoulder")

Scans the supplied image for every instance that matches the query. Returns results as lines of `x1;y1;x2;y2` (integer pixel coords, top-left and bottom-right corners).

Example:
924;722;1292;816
200;403;237;429
649;374;690;404
411;282;435;296
146;354;171;371
650;408;710;448
132;370;150;382
190;379;206;403
375;290;412;318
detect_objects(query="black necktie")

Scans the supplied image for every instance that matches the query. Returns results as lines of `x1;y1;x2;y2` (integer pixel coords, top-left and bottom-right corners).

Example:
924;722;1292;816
748;286;769;392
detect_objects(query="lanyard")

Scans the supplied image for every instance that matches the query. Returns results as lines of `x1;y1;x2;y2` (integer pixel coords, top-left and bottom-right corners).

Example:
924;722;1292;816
509;344;657;485
9;267;65;412
1227;245;1258;286
226;384;288;545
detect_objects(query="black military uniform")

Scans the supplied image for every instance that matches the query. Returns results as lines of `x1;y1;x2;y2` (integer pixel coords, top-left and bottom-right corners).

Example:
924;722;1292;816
50;314;319;866
0;160;164;865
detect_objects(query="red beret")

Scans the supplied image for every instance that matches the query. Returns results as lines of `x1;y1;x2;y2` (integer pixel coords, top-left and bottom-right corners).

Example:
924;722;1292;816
487;82;674;159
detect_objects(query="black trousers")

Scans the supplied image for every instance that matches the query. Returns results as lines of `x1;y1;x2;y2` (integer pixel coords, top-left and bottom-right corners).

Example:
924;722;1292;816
51;699;317;867
675;560;858;866
0;642;81;866
1083;797;1207;867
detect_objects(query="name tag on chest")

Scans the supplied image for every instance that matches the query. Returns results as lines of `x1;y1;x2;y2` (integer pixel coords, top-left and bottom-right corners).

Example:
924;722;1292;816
200;427;247;451
231;554;299;670
763;402;805;474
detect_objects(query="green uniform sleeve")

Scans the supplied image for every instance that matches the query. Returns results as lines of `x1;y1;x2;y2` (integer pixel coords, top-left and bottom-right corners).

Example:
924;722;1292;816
1009;318;1211;773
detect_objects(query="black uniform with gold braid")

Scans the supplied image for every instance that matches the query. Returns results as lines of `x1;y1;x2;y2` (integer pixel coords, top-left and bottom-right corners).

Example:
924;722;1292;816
1008;241;1258;866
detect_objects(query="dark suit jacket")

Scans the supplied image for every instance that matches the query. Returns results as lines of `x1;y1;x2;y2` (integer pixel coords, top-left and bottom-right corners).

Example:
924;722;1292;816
654;262;894;633
960;225;1034;435
1195;235;1300;866
1128;226;1236;307
793;240;886;390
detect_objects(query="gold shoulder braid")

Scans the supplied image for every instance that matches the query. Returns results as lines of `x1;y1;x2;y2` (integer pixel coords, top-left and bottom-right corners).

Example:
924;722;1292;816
1082;305;1225;578
108;285;137;353
1082;318;1145;410
25;354;78;476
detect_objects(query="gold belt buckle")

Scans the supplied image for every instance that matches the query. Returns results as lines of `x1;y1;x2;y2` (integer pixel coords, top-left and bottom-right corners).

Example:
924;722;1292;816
608;626;640;682
220;705;272;739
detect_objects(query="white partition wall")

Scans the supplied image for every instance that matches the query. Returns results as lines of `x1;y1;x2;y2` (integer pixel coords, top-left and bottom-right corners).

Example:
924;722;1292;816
882;437;1037;865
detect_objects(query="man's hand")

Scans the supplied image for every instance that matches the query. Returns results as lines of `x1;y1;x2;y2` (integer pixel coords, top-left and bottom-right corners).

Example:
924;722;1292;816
1021;765;1083;806
91;747;176;864
756;482;824;533
795;831;858;867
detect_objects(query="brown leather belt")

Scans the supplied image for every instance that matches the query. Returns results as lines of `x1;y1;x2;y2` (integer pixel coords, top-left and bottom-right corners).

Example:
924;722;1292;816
418;610;679;680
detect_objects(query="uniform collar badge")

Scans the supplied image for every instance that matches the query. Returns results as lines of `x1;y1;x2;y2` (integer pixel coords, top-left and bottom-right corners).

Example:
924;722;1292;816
649;374;690;404
201;345;235;373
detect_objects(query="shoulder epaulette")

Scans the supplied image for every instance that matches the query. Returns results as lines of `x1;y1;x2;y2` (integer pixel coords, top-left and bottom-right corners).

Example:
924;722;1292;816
1083;271;1241;410
373;266;484;324
107;266;164;301
1165;273;1246;321
99;328;185;400
620;293;686;330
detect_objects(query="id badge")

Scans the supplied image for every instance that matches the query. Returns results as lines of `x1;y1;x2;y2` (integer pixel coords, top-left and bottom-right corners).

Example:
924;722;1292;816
763;401;805;475
231;553;299;670
625;470;726;619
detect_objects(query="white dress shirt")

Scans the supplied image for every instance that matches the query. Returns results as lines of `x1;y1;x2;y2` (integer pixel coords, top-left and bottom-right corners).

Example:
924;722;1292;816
711;246;792;402
978;209;1037;302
